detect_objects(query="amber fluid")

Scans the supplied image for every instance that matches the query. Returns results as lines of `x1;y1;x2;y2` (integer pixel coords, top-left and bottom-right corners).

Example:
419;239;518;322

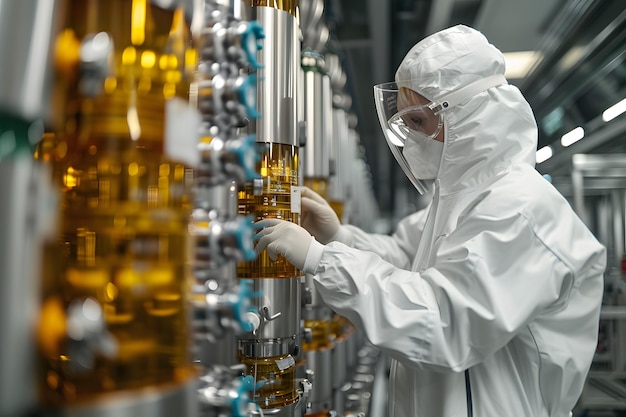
239;353;298;408
330;315;352;339
247;0;299;16
303;177;328;199
302;319;333;351
305;411;333;417
39;0;196;405
238;143;301;278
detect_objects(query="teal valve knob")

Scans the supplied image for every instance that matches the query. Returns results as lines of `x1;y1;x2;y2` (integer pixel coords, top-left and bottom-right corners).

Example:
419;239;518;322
232;215;257;261
237;74;261;119
230;375;255;417
228;135;261;181
241;21;264;69
0;114;44;160
229;278;259;333
231;375;266;417
240;374;255;390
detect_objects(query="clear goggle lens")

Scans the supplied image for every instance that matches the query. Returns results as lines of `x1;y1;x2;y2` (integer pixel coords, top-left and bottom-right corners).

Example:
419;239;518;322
388;104;443;145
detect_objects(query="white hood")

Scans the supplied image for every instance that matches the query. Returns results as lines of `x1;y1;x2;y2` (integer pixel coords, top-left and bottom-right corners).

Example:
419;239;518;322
395;25;538;195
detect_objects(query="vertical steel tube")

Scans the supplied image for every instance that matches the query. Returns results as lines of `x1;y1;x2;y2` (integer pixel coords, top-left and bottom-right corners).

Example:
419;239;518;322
301;50;330;197
238;1;305;413
0;1;62;416
0;0;61;124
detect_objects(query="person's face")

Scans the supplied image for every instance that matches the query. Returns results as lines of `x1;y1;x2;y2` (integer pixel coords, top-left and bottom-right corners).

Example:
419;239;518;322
397;87;445;142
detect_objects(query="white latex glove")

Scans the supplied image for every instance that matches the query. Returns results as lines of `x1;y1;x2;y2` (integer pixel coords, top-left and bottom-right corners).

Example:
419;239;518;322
254;219;323;272
300;186;341;244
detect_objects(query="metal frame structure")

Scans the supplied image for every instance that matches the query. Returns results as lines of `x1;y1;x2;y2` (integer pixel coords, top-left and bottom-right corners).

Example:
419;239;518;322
557;154;626;413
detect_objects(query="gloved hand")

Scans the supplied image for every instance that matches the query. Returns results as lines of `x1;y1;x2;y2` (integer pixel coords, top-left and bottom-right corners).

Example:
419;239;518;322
254;219;315;271
300;186;341;244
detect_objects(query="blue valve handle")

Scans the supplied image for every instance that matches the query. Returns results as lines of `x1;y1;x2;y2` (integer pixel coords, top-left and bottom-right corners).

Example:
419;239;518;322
230;375;255;417
230;375;266;417
237;74;261;119
241;374;266;392
230;215;258;261
228;278;260;333
228;135;261;181
241;21;264;69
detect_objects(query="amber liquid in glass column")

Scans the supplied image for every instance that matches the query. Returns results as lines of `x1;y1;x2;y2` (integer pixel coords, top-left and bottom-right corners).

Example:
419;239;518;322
38;0;196;405
238;143;301;278
302;319;333;351
238;353;298;408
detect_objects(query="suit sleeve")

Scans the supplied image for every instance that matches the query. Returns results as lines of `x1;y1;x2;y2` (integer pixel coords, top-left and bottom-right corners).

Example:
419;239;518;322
312;210;606;371
336;207;430;269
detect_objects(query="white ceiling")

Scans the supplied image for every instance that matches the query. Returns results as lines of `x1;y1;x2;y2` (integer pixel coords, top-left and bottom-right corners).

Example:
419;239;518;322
428;0;562;53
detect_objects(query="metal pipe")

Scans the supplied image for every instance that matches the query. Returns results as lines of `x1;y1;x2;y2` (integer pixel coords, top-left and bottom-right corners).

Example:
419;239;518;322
238;2;308;413
0;0;62;124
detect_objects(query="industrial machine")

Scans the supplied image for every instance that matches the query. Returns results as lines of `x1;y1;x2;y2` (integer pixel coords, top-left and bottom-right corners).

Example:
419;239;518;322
0;1;380;417
236;0;310;415
35;0;200;414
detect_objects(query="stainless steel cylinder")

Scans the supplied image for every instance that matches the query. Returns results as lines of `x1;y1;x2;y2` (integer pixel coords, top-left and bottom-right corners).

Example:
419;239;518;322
328;107;350;203
304;346;333;414
245;277;302;342
302;274;332;322
299;0;323;50
0;160;55;417
249;6;299;146
238;2;303;412
301;51;331;179
331;335;348;390
346;327;359;373
0;0;62;122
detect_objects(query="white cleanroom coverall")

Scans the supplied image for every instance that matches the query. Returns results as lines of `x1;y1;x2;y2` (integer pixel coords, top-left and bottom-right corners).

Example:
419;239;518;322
253;24;607;417
307;26;607;416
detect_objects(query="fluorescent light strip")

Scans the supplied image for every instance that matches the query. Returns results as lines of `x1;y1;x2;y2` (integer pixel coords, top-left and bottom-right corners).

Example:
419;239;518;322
602;98;626;122
502;51;542;79
536;146;553;164
560;126;584;147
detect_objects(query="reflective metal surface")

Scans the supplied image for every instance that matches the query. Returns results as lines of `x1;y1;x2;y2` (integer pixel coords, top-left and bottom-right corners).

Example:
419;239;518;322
238;337;296;358
247;0;298;16
299;0;324;50
246;277;302;340
301;51;330;179
304;346;333;414
0;160;55;417
249;6;299;146
0;0;62;122
301;274;332;321
346;326;360;374
331;336;347;391
247;393;305;416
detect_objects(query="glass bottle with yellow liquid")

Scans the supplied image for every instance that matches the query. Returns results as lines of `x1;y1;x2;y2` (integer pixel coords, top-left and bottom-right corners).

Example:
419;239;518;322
38;0;198;406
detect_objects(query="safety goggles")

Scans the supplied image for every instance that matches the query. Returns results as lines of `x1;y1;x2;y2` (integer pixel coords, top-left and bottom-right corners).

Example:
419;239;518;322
388;103;444;145
373;75;508;194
